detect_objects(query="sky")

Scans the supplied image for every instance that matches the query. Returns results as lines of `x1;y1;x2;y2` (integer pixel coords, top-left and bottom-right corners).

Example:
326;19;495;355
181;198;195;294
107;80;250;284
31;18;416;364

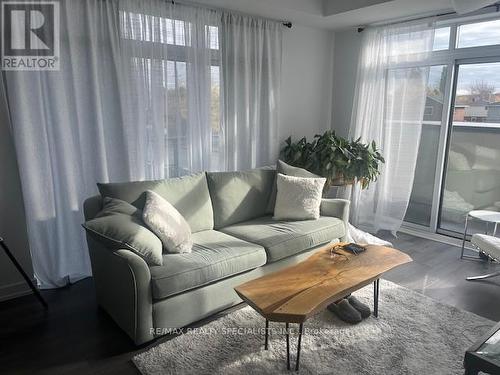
456;62;500;95
454;19;500;95
457;19;500;48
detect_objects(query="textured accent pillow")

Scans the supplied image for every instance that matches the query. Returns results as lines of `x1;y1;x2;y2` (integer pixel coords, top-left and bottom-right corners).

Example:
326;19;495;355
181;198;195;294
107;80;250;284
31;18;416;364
273;173;326;220
266;160;320;213
83;197;163;266
142;190;193;254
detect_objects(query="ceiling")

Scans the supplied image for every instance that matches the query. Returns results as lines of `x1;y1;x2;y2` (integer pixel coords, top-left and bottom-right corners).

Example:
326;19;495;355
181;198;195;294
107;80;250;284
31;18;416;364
192;0;455;30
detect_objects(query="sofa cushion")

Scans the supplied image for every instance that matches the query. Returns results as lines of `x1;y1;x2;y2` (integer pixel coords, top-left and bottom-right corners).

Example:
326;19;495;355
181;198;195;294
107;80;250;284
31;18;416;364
472;234;500;260
221;216;345;262
97;172;213;233
83;197;163;266
150;230;266;299
206;169;275;229
472;170;500;193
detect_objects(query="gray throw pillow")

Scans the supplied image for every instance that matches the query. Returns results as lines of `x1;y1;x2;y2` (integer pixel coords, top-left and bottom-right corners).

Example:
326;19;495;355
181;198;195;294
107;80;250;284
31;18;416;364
83;197;163;266
277;159;320;178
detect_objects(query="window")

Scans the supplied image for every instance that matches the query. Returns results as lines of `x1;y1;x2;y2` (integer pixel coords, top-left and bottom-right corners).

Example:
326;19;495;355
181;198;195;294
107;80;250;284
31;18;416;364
457;19;500;48
121;12;190;45
432;27;450;51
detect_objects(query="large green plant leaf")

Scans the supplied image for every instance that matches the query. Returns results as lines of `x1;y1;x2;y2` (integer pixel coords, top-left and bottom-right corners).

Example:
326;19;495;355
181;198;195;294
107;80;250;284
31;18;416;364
280;131;385;190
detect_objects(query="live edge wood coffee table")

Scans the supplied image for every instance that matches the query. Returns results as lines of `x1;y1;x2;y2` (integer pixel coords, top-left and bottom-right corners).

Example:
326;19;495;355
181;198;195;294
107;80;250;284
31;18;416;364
234;243;412;371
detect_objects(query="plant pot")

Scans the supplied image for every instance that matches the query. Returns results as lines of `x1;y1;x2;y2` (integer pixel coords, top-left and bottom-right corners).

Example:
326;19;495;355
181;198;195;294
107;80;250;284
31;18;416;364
329;175;354;187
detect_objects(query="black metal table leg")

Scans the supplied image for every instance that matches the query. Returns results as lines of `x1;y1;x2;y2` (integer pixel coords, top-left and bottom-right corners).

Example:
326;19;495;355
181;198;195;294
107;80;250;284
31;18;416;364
286;322;290;370
295;323;304;371
0;238;48;310
373;278;379;318
265;319;269;350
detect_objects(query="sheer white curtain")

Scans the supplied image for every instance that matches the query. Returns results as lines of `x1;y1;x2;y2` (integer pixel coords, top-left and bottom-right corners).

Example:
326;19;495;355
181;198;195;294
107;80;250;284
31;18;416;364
349;22;435;233
3;0;124;288
221;14;282;170
2;0;282;288
118;1;222;178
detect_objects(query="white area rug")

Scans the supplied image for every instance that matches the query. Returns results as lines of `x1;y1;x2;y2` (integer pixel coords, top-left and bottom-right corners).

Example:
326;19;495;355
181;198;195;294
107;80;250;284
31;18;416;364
133;280;493;375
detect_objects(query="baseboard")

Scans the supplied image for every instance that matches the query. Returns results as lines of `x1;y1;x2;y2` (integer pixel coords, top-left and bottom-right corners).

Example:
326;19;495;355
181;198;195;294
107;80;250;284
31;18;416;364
0;280;34;302
398;226;476;251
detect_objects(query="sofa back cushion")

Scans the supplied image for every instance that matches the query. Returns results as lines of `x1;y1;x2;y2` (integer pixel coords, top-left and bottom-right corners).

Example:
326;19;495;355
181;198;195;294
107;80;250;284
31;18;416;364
97;172;213;233
207;169;275;229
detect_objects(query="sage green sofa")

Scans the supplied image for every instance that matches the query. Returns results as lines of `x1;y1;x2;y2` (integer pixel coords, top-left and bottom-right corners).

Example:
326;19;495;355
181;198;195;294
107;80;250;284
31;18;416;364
83;168;349;345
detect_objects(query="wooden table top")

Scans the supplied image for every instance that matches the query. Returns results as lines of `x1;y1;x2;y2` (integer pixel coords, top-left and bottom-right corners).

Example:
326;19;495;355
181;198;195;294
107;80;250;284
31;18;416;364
234;243;412;323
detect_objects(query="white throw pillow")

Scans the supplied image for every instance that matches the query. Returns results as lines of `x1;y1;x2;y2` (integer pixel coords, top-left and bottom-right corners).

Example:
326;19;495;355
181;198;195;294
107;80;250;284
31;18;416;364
273;173;326;220
142;190;193;254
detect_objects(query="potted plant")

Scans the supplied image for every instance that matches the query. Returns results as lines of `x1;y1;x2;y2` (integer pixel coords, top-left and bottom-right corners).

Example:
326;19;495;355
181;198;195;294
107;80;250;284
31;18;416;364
281;131;385;191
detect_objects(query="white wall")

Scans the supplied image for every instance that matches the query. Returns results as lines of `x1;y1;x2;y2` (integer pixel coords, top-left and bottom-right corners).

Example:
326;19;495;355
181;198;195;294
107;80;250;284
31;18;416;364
279;24;335;146
0;85;34;301
331;29;362;138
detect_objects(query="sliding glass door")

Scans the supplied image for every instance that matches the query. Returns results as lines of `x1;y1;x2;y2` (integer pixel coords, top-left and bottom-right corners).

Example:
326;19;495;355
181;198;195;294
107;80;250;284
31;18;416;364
399;13;500;238
438;61;500;236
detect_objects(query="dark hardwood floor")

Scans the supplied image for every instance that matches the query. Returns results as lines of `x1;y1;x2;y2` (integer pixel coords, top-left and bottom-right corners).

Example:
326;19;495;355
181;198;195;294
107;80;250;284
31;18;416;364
381;232;500;322
1;233;500;374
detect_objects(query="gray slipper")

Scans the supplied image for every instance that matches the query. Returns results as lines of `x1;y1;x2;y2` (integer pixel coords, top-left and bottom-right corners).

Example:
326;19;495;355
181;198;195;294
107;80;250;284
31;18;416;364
348;295;371;319
327;299;362;324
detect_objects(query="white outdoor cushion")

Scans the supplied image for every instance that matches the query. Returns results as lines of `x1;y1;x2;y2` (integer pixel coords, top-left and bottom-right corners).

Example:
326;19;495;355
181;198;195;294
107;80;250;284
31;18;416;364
273;173;326;221
448;150;471;171
471;234;500;260
472;145;500;171
142;190;193;254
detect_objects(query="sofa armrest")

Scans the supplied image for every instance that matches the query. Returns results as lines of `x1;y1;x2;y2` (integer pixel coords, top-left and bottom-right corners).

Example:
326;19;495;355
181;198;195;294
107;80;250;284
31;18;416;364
320;198;350;241
86;236;154;345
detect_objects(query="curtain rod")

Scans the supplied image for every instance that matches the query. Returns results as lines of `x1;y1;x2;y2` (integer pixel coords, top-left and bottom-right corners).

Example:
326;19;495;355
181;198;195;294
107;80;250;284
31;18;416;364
170;0;292;28
357;3;500;32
